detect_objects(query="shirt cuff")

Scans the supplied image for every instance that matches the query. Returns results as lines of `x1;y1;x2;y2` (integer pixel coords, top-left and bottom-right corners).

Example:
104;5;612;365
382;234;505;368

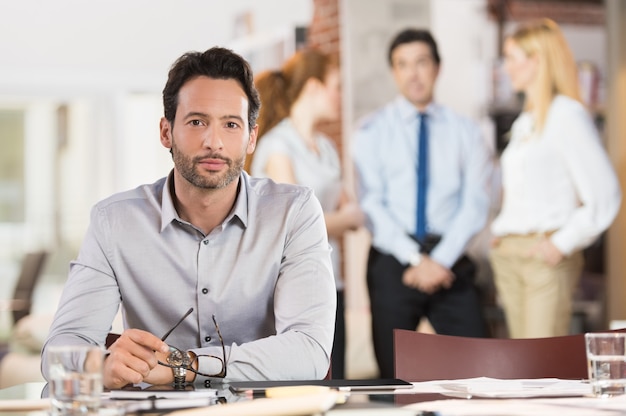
194;354;225;383
550;231;575;257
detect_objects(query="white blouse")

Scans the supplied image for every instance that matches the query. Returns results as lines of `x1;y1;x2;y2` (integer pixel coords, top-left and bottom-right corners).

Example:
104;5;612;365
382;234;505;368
251;118;344;288
491;95;621;255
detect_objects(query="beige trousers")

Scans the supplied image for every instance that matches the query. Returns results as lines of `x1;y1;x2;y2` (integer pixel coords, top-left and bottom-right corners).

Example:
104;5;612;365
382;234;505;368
489;233;584;338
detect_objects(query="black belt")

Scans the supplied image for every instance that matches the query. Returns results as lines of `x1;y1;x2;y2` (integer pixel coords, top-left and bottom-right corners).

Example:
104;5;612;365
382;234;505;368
408;233;441;255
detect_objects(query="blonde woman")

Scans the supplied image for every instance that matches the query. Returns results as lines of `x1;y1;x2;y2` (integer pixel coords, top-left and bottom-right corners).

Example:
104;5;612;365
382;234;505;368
249;48;364;378
490;19;621;338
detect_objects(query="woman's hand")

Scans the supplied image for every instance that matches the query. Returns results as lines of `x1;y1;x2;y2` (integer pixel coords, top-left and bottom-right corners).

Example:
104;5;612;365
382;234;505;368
527;237;564;266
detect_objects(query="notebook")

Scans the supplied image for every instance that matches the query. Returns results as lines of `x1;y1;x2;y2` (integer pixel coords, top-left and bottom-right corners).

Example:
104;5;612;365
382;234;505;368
109;384;218;399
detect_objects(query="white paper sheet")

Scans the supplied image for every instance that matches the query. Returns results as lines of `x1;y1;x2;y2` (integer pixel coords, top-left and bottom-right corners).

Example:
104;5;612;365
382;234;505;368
403;378;626;416
398;377;591;398
406;395;626;416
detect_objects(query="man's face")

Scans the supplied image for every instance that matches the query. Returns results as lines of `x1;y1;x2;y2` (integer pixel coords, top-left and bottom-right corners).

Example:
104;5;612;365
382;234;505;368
390;41;439;110
160;76;257;190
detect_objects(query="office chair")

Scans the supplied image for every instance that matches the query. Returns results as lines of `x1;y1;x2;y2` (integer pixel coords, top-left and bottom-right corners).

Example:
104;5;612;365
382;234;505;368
393;329;598;382
1;251;48;326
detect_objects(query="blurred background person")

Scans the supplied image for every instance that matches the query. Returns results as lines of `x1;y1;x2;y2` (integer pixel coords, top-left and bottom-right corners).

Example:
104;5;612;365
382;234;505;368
352;28;492;379
489;18;621;339
248;48;364;379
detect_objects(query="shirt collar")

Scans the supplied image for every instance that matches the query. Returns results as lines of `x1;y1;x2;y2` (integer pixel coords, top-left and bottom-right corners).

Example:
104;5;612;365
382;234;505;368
395;95;442;121
160;170;249;233
161;170;178;232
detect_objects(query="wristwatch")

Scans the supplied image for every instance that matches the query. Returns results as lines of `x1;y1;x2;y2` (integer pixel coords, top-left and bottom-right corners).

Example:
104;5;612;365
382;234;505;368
409;251;422;267
167;348;191;386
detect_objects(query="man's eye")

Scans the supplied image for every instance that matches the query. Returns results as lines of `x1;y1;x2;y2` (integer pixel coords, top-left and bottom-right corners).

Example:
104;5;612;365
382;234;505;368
190;120;202;126
226;122;239;129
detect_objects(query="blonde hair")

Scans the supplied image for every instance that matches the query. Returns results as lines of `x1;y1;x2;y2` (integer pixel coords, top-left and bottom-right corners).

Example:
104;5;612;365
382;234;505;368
244;49;335;173
508;18;582;131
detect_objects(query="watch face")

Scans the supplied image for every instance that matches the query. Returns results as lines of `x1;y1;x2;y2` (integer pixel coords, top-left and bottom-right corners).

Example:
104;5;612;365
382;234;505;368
167;348;189;367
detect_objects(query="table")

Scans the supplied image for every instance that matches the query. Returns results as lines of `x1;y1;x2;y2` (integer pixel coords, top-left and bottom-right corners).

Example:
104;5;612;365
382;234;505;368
0;382;399;416
3;380;626;416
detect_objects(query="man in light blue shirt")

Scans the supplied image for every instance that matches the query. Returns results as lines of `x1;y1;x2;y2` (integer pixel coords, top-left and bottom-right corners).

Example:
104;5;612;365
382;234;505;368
42;47;336;388
353;29;492;379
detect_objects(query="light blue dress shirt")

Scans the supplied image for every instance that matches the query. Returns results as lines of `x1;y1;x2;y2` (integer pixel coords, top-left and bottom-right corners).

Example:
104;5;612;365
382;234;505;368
42;171;336;382
353;96;492;269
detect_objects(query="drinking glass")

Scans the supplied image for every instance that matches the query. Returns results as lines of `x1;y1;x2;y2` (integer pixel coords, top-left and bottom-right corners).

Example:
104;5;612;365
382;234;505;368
585;332;626;397
47;345;104;415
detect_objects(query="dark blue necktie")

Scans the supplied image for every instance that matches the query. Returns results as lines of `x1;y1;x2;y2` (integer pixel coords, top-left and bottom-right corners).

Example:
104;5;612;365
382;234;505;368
416;112;428;241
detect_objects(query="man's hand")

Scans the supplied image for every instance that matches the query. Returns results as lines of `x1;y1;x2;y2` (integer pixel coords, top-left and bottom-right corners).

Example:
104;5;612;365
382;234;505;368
402;255;454;294
104;329;170;389
527;237;564;267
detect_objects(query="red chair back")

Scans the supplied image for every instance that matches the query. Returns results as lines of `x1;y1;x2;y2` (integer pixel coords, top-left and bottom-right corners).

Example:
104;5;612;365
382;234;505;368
394;329;607;382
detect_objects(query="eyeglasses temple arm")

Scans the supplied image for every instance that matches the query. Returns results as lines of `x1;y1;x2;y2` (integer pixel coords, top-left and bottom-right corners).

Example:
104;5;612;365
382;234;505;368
161;307;194;342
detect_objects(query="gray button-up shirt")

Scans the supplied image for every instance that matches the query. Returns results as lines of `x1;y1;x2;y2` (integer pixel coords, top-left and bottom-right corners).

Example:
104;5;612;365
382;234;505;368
42;171;336;382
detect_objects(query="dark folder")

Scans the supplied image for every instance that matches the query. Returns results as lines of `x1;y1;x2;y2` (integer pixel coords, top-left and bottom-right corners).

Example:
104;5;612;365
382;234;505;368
228;378;412;394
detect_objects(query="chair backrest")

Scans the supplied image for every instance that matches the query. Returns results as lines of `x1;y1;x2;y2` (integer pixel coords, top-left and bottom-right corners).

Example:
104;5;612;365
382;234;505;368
394;329;592;381
12;251;47;325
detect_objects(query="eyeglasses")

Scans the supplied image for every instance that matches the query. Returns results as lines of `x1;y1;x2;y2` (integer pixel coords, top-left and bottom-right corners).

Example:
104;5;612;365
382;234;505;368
157;307;227;384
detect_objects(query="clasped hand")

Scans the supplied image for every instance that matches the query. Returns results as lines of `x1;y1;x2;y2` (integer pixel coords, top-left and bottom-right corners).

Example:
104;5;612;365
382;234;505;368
402;255;454;294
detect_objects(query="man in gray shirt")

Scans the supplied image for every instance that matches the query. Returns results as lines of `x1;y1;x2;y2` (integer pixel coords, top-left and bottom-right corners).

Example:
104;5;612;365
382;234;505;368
41;47;336;389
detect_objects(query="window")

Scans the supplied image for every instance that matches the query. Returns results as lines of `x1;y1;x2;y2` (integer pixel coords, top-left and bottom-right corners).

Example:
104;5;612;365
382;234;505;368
0;110;25;222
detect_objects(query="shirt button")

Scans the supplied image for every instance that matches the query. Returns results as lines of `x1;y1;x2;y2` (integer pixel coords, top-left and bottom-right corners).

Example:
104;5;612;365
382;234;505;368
202;288;208;294
205;336;211;342
203;240;209;245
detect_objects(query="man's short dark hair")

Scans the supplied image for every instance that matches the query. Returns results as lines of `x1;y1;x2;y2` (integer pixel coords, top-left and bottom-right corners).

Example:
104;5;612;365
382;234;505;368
162;47;261;129
388;28;441;66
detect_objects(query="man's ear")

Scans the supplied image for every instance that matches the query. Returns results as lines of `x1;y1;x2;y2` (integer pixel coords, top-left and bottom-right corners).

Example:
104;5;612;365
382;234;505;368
247;124;258;155
160;117;172;149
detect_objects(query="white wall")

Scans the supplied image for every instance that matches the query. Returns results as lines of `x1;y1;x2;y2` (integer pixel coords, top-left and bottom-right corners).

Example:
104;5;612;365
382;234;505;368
432;0;499;121
0;0;312;294
0;0;312;96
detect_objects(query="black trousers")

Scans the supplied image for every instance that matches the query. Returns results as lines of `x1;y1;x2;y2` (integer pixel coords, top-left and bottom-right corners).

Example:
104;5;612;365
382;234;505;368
367;243;486;379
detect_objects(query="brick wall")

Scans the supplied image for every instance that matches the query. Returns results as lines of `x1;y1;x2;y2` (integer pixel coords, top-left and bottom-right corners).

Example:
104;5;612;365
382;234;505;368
488;0;605;25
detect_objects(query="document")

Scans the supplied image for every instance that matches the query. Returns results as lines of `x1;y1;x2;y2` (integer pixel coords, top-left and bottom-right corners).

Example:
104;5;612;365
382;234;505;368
406;396;626;416
402;377;591;398
404;378;626;416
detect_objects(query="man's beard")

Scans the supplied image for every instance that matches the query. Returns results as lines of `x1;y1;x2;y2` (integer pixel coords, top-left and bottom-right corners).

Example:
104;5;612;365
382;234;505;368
171;139;244;190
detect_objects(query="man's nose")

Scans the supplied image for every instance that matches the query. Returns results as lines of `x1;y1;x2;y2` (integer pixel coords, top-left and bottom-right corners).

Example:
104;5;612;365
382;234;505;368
202;126;224;149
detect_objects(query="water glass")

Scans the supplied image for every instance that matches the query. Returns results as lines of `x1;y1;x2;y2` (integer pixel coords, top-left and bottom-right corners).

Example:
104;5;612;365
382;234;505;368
585;332;626;397
47;345;104;415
